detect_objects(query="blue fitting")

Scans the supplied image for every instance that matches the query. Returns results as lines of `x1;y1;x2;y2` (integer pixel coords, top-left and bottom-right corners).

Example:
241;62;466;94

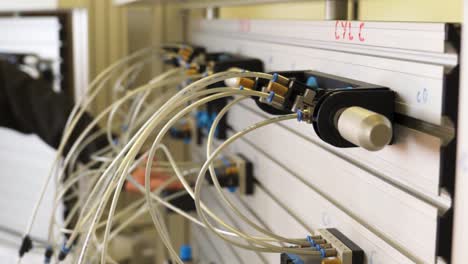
218;54;231;61
61;244;71;254
202;72;209;77
196;111;209;128
306;235;316;247
183;137;191;145
272;73;279;82
177;57;184;65
286;254;305;264
296;110;303;122
179;244;192;261
112;138;119;145
239;85;244;90
228;187;237;193
267;92;275;103
320;248;326;258
306;76;318;89
44;245;53;264
221;157;231;166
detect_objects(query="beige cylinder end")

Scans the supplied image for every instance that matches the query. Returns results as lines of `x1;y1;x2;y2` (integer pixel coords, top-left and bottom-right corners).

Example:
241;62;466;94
337;106;392;151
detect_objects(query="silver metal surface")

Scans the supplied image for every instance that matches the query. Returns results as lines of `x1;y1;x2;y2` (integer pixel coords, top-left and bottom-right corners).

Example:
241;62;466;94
337;106;393;151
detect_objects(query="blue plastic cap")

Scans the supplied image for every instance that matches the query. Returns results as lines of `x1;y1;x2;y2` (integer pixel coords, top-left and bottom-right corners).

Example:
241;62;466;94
320;248;326;258
306;235;315;247
61;244;71;254
228;187;237;193
286;254;305;264
221;157;231;166
177;57;184;64
267;92;275;103
218;54;231;61
179;244;192;261
272;73;279;82
306;76;318;88
296;110;303;122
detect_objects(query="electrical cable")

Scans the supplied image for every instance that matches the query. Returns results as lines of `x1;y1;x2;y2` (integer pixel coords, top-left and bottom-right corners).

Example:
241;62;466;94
71;74;276;263
18;46;167;263
206;96;312;243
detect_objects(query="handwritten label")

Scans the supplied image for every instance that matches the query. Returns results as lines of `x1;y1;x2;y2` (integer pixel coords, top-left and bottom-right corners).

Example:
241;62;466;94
267;55;274;64
416;88;429;104
290;62;296;70
239;20;251;33
335;21;366;42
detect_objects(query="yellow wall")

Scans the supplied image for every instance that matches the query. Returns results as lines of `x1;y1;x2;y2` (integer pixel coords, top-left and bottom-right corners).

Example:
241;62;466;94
220;1;325;20
220;0;462;22
359;0;462;22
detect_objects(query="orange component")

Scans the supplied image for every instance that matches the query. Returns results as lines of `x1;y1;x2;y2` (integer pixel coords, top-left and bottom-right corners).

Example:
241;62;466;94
178;48;192;57
276;74;290;86
321;257;342;264
320;248;337;257
266;81;288;96
125;166;184;194
185;68;199;76
182;123;191;130
238;78;255;89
